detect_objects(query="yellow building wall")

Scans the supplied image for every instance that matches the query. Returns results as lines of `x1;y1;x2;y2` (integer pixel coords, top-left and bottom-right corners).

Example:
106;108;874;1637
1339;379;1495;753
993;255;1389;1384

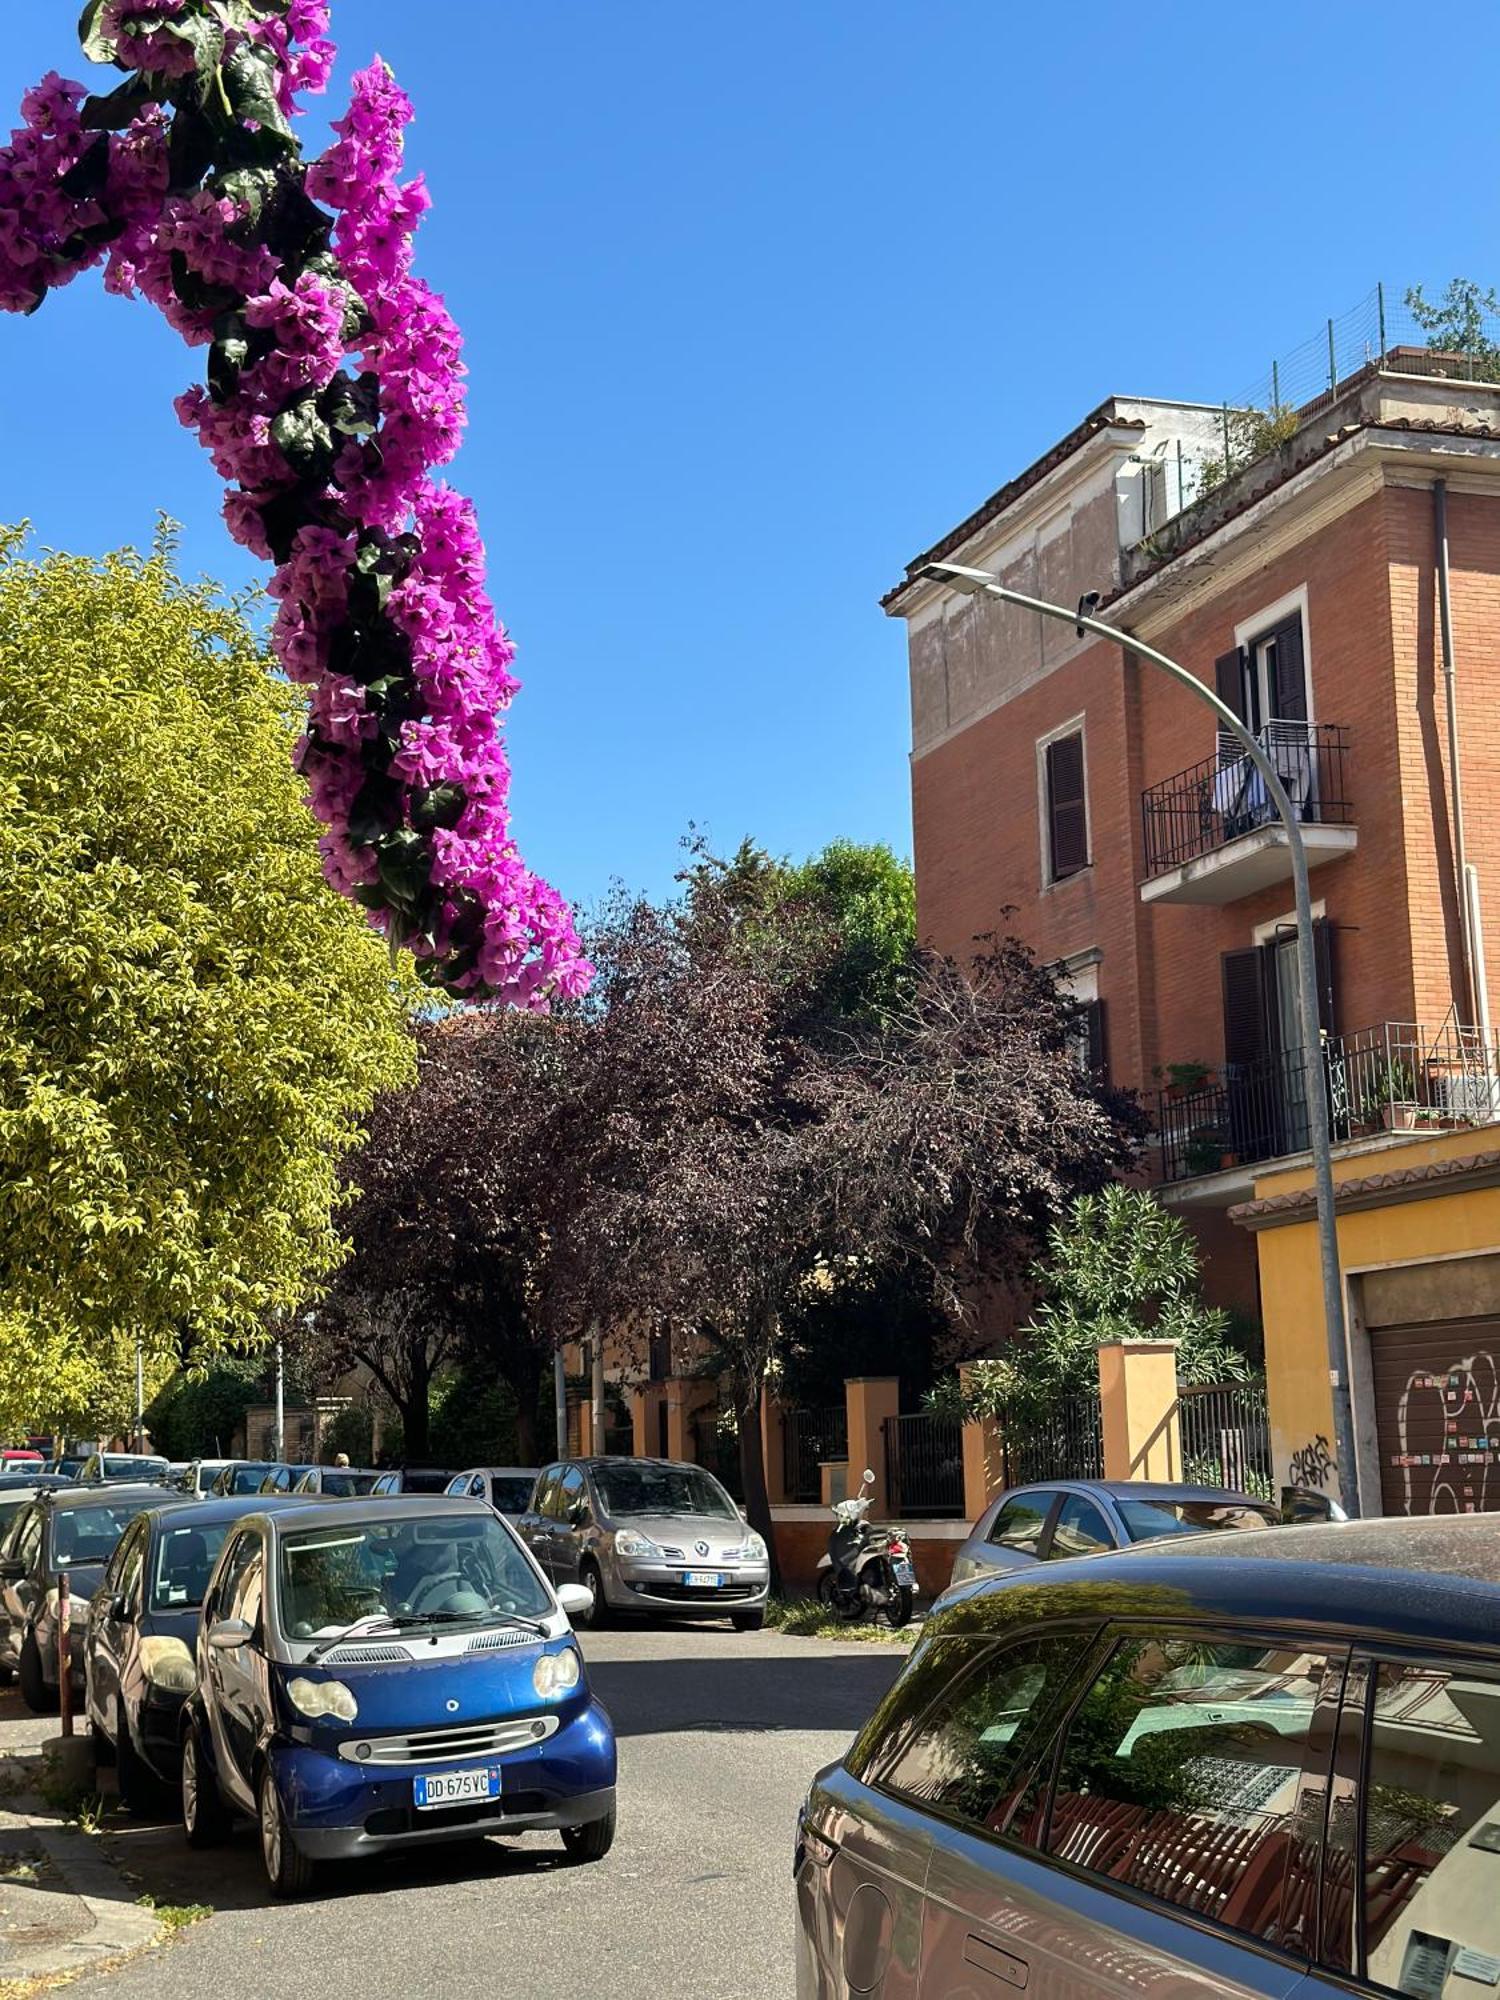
1249;1127;1500;1502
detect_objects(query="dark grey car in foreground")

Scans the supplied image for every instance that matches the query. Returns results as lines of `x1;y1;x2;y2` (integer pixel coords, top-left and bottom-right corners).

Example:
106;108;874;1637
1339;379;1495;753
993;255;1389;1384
947;1477;1278;1592
797;1512;1500;1998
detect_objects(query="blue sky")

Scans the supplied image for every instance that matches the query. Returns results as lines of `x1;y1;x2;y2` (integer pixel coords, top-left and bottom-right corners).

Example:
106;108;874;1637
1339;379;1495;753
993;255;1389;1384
1;2;1494;914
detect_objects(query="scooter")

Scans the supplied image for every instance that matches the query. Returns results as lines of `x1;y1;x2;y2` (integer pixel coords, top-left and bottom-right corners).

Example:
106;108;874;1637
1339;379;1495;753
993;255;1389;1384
815;1467;917;1628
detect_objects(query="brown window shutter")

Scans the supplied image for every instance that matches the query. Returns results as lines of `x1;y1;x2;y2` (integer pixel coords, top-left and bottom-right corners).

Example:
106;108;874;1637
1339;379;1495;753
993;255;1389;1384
1086;998;1109;1082
1221;947;1271;1068
1215;647;1248;724
1268;616;1308;723
1313;917;1337;1033
1046;732;1088;879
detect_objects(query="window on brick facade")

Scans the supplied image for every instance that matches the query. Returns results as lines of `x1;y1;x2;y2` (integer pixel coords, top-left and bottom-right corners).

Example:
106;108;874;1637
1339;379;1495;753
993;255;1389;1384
1043;729;1089;881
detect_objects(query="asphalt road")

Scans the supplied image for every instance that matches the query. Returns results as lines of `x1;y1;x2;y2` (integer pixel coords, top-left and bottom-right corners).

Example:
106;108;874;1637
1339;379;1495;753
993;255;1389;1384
53;1622;904;2000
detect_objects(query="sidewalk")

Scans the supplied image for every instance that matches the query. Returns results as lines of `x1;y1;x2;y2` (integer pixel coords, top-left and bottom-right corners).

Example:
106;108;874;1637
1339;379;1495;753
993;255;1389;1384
0;1692;164;1993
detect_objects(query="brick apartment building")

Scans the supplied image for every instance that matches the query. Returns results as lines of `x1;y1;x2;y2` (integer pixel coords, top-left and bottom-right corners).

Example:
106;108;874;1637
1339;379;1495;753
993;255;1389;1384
884;351;1500;1515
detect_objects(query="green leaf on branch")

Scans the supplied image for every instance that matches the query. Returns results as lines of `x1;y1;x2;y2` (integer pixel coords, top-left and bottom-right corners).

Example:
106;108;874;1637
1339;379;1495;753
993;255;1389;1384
221;39;293;143
80;76;158;130
214;164;279;228
271;398;335;475
262;181;334;265
166;101;218;193
375;829;434;913
78;0;120;64
411;784;468;833
163;15;226;79
168;250;239;316
59;134;112;201
322;372;382;441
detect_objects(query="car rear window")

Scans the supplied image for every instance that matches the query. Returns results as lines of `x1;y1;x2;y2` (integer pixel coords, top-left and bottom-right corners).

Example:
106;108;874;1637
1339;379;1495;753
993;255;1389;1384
1356;1659;1500;1997
1043;1633;1337;1949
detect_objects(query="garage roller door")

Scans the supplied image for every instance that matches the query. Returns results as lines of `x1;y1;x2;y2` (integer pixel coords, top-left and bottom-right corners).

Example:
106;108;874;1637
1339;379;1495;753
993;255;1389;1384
1371;1315;1500;1517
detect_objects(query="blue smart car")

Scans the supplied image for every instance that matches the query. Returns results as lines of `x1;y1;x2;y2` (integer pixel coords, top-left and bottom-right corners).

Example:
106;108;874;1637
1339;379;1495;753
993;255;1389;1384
179;1497;616;1895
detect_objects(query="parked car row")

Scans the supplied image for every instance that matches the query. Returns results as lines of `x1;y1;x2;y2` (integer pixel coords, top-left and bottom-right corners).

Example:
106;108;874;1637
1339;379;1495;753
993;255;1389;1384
0;1474;618;1897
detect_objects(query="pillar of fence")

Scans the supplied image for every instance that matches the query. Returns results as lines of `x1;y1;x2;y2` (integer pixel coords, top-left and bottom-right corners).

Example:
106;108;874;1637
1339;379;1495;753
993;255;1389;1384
629;1386;651;1458
845;1377;900;1517
958;1364;1005;1522
1097;1340;1183;1483
760;1387;789;1505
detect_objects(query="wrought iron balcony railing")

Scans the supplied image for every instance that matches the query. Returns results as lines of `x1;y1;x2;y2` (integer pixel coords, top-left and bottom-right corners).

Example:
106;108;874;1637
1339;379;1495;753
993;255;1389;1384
1154;1021;1500;1183
1141;720;1353;879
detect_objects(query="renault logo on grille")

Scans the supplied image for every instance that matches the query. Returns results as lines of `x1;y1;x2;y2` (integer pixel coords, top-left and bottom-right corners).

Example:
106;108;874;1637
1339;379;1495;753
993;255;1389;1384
694;1540;710;1557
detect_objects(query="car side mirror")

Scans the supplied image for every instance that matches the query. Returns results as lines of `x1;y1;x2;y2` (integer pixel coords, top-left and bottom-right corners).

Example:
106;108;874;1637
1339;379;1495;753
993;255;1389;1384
556;1583;593;1621
206;1617;252;1651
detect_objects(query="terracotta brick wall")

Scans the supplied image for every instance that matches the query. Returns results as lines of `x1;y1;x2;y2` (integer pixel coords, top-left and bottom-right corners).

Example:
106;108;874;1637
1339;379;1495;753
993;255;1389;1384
908;475;1500;1324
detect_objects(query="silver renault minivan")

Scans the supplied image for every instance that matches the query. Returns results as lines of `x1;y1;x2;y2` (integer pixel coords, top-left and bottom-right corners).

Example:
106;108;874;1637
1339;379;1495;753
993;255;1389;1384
516;1457;769;1630
796;1512;1500;1998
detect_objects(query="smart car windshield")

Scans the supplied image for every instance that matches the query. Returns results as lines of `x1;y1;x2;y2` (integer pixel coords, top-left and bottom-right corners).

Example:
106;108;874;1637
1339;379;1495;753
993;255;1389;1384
276;1513;551;1640
592;1464;738;1521
1115;1496;1277;1544
151;1520;234;1608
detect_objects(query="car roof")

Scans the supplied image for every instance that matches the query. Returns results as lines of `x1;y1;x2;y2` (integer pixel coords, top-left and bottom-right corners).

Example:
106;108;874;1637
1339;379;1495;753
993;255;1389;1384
946;1512;1500;1654
253;1495;493;1534
139;1494;314;1531
40;1482;181;1511
472;1466;538;1478
996;1479;1274;1509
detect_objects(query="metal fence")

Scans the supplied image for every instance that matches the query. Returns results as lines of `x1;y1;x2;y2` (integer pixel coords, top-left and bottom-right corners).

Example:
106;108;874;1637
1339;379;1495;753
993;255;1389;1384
999;1399;1104;1490
1156;1020;1500;1183
1178;1383;1273;1498
1141;721;1352;879
783;1404;847;1504
690;1413;743;1500
883;1412;965;1519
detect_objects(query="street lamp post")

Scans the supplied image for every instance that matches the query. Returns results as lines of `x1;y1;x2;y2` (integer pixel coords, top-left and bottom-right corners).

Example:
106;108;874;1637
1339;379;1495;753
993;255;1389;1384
918;560;1361;1518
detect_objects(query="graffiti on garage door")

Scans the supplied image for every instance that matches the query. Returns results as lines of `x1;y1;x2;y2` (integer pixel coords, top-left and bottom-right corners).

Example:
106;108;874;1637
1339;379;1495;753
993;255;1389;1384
1391;1352;1500;1515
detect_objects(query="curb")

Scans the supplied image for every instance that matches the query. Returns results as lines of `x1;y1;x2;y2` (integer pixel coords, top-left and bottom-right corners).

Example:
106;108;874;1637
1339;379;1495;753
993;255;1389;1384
0;1749;163;1990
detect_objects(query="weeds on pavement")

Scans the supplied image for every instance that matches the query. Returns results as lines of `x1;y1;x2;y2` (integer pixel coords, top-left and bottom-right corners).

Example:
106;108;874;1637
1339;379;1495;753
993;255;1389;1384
763;1598;915;1645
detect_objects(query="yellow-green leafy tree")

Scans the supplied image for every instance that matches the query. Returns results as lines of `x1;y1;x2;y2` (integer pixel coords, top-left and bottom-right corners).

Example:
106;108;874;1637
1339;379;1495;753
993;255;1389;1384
0;528;416;1437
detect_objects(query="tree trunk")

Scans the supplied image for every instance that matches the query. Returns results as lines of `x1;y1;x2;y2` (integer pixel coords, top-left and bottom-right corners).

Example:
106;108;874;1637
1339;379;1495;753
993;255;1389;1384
514;1400;538;1465
401;1349;432;1460
736;1377;781;1597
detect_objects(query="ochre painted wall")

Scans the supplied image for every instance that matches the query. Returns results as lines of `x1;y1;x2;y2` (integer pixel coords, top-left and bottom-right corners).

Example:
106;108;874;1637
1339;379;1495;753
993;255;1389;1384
1248;1126;1500;1508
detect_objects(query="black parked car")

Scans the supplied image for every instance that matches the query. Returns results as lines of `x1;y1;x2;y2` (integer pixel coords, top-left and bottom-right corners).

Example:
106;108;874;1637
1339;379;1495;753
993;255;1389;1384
292;1467;384;1497
210;1462;279;1497
797;1512;1500;2000
0;1486;183;1710
443;1467;540;1516
257;1464;318;1495
370;1467;455;1495
84;1495;311;1809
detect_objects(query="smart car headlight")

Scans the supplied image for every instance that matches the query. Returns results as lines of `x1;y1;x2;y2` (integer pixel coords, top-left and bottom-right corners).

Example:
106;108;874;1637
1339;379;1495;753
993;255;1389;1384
286;1676;358;1722
613;1528;662;1559
139;1635;197;1694
532;1647;582;1700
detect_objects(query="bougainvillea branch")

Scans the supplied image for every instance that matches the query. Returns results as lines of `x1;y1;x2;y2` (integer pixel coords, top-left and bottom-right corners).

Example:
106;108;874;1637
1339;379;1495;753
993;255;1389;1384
0;1;589;1005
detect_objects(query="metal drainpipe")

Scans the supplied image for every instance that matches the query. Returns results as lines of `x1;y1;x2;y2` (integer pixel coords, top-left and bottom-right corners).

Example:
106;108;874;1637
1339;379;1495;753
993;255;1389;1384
1434;479;1478;1023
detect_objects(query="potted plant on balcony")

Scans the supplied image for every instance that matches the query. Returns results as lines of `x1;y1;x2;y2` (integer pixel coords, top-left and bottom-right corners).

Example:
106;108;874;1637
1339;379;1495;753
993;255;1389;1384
1360;1058;1417;1132
1155;1060;1215;1102
1182;1123;1229;1177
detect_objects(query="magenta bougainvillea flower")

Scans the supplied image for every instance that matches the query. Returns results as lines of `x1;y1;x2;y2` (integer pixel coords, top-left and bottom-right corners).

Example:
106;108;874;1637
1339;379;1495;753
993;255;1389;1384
0;2;590;1006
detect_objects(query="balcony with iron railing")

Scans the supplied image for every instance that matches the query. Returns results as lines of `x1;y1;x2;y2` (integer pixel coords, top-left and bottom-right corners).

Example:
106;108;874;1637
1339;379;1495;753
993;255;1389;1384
1154;1021;1500;1186
1140;721;1357;906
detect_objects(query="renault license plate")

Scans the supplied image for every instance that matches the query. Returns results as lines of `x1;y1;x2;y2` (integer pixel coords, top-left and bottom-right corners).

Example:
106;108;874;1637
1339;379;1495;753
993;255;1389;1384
414;1765;500;1810
894;1560;917;1587
682;1570;724;1588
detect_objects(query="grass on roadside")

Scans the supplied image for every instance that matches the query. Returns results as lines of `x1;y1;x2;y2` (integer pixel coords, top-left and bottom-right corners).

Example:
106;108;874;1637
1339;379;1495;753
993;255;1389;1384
137;1896;212;1933
763;1597;916;1645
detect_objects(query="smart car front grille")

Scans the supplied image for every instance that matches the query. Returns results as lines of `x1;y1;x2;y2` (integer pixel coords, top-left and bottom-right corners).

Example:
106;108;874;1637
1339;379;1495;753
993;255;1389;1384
463;1627;532;1655
338;1714;560;1765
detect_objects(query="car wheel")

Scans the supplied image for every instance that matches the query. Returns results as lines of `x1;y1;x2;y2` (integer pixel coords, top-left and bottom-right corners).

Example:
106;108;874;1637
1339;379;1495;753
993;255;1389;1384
116;1703;161;1816
561;1806;616;1863
577;1560;609;1629
731;1610;764;1633
180;1720;230;1849
18;1634;56;1714
259;1765;315;1898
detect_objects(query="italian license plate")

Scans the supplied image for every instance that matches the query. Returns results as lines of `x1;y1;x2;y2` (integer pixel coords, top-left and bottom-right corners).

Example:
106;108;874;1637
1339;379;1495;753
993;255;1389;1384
894;1561;917;1587
682;1570;724;1588
413;1764;500;1811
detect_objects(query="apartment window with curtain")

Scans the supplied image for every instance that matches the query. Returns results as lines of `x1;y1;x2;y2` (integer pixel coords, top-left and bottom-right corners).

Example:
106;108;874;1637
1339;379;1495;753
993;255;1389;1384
1041;725;1089;882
